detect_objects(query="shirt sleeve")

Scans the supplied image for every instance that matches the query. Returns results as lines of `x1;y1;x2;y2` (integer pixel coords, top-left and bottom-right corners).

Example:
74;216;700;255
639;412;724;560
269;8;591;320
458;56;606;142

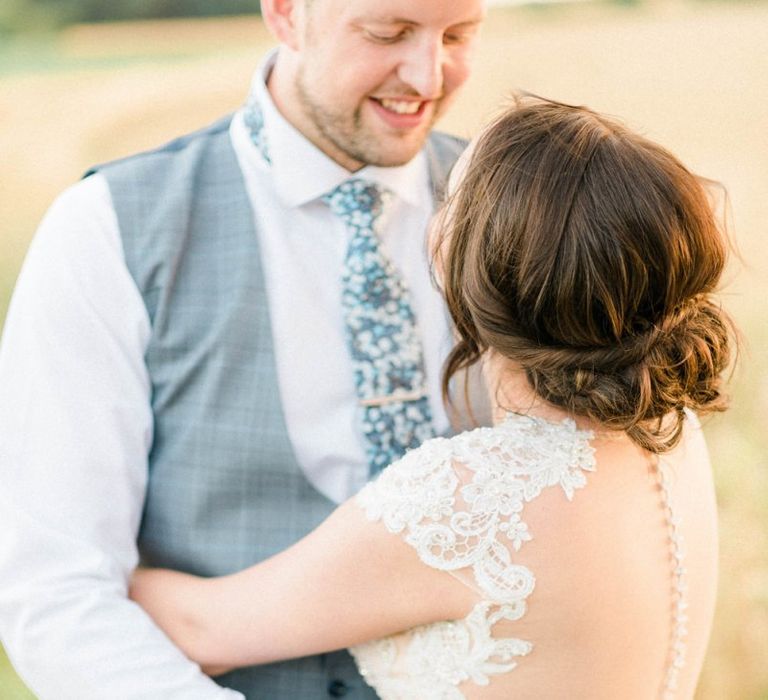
0;175;243;699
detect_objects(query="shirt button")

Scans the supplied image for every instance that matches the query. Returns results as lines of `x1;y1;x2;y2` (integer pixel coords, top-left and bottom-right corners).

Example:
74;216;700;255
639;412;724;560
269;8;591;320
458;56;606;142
328;679;349;697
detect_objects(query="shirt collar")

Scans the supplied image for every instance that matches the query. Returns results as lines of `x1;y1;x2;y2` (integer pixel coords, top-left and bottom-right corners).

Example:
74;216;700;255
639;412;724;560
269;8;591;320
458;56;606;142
242;49;431;210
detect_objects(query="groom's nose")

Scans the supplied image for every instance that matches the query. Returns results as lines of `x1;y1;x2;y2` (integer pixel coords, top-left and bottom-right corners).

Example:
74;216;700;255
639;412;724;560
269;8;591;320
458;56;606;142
397;34;445;98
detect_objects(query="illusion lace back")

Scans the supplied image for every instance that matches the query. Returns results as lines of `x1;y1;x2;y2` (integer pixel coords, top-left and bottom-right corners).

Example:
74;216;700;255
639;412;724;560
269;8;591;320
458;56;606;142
350;413;687;699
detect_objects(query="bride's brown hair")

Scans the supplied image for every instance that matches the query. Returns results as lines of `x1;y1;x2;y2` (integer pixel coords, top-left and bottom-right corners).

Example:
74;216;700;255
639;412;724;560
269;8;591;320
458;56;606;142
437;96;733;453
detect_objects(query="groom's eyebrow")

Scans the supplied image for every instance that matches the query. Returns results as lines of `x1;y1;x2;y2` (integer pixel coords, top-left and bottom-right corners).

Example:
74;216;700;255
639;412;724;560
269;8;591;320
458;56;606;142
355;15;485;27
353;15;417;26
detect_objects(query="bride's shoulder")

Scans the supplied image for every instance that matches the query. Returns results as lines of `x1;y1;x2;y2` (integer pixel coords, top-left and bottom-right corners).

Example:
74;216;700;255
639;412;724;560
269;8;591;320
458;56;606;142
360;414;597;495
355;414;599;552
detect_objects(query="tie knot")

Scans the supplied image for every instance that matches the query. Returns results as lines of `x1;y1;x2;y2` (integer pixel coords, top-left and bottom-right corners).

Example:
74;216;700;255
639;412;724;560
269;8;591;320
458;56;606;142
323;179;389;228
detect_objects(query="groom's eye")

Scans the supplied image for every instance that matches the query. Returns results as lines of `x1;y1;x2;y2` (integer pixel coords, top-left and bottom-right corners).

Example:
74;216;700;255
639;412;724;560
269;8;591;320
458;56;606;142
364;28;408;44
443;31;472;46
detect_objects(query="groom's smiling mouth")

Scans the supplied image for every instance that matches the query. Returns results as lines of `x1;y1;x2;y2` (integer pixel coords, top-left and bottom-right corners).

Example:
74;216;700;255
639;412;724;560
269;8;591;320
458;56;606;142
377;98;423;115
369;97;432;128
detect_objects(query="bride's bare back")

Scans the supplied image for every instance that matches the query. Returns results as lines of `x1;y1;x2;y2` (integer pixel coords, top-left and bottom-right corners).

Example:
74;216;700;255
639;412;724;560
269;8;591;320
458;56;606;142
347;412;717;700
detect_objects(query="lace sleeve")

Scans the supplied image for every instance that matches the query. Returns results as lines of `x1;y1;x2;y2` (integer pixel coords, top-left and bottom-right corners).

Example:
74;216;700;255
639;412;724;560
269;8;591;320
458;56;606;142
355;418;596;606
355;436;460;554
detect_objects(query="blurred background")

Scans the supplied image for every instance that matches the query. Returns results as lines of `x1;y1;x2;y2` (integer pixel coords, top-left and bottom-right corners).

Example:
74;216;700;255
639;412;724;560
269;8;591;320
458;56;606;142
1;0;766;697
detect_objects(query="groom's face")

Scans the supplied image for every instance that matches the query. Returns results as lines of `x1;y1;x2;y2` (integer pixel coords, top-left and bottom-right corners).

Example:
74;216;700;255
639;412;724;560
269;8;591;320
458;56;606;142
291;0;485;170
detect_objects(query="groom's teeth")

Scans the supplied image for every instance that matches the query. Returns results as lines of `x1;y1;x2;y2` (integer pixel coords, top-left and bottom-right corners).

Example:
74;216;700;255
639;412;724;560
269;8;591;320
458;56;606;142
379;99;421;115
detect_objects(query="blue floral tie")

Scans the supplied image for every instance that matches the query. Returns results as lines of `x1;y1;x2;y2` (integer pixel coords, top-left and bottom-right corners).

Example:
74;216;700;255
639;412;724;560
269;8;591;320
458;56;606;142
324;180;435;475
244;97;434;474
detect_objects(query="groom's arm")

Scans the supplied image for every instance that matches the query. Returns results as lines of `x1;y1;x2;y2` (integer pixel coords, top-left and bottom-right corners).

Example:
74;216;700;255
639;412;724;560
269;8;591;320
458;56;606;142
0;176;241;700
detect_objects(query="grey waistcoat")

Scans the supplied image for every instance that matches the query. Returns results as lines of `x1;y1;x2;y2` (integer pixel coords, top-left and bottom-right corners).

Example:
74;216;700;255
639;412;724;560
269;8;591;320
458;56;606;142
90;116;466;699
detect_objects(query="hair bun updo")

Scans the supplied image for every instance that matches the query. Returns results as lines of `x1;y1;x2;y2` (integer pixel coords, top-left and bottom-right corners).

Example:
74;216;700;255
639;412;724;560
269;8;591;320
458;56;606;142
439;96;734;453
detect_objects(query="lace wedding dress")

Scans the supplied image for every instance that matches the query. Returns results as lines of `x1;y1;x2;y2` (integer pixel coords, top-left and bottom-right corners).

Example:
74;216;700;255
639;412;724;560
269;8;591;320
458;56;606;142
349;413;687;699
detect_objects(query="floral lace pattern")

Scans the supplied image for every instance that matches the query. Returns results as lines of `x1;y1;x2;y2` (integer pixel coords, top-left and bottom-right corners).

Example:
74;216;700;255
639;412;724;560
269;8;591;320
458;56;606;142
350;414;596;699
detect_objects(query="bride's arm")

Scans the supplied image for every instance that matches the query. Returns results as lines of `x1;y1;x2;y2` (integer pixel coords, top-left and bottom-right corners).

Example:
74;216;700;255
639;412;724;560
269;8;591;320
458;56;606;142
129;499;476;670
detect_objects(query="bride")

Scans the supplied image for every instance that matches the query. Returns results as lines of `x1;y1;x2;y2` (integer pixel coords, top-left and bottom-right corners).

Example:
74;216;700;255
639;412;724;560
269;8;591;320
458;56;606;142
130;96;733;699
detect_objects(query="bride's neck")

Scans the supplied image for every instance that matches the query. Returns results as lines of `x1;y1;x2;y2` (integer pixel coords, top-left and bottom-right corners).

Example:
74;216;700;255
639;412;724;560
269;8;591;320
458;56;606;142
483;352;573;427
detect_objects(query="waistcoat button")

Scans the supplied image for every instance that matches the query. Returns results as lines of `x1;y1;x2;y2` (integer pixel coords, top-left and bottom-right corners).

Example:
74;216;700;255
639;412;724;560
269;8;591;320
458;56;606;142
328;679;349;697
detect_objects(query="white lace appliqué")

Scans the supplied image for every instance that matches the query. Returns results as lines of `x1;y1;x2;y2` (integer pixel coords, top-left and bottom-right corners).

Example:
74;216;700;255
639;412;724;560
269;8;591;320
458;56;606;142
350;415;596;699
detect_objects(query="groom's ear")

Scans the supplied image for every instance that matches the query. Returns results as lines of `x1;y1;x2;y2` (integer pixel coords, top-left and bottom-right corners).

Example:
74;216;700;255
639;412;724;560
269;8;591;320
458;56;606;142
261;0;306;51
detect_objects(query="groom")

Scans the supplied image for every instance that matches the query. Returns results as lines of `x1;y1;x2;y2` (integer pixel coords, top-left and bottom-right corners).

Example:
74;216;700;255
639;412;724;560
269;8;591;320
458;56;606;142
0;0;486;698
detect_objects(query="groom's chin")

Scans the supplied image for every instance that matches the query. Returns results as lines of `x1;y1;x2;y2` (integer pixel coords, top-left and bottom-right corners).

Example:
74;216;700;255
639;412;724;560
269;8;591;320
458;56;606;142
354;128;435;168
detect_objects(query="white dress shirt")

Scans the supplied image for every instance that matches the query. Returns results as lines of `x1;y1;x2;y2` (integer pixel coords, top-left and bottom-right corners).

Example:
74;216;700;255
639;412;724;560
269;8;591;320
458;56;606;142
0;52;454;699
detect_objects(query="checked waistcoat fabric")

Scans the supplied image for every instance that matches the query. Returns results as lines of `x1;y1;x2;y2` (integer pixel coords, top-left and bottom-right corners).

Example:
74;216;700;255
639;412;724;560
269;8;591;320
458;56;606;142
324;180;435;475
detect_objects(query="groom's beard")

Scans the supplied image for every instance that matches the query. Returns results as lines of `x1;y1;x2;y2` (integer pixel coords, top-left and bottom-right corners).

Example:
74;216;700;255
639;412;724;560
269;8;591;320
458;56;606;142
294;69;444;169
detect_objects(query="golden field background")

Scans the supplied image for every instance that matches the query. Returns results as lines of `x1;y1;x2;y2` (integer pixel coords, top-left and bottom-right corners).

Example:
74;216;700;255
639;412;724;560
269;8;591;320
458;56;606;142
1;1;767;697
